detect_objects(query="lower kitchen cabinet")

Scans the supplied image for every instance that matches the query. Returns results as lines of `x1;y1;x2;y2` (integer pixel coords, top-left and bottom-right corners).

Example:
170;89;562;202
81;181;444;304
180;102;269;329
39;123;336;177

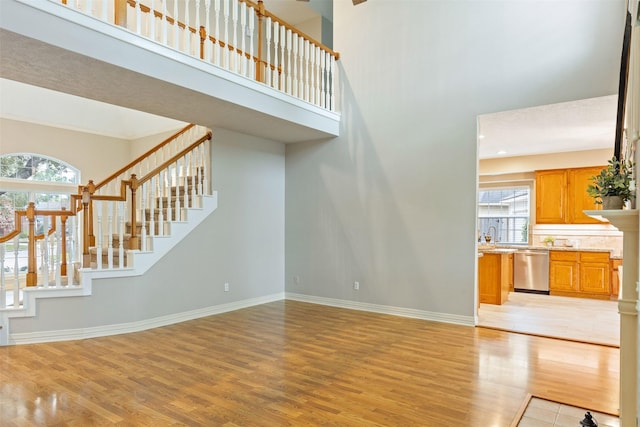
478;252;511;305
549;250;611;299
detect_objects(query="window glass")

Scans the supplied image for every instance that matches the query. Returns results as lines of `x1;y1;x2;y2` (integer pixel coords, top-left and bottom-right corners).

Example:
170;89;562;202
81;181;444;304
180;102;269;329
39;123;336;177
478;187;530;245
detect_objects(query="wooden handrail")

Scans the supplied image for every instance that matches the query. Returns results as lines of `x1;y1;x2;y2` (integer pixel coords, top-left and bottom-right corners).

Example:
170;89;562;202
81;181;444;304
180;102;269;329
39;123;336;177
94;124;195;192
241;0;339;60
137;131;212;187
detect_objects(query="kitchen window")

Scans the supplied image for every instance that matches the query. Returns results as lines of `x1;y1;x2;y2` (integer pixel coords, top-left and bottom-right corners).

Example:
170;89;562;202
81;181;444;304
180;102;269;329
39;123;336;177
478;186;530;245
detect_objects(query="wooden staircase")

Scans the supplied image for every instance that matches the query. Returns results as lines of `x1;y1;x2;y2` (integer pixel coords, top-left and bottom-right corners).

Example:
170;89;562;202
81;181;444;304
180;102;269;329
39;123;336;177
0;124;217;345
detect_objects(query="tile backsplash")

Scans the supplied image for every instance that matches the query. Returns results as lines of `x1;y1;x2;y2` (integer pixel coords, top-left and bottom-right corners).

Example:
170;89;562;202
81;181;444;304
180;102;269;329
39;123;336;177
531;223;623;256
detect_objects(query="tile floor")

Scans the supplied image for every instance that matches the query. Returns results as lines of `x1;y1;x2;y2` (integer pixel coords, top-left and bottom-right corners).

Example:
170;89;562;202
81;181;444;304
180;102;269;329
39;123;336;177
478;292;619;347
518;397;619;427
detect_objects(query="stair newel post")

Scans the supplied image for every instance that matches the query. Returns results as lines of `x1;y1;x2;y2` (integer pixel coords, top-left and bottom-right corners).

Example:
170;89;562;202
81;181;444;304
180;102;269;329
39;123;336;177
26;202;37;287
87;180;96;247
81;186;91;268
128;174;140;250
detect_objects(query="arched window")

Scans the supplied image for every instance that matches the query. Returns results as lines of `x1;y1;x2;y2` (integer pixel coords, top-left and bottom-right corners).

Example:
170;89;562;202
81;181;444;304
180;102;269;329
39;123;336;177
0;153;80;237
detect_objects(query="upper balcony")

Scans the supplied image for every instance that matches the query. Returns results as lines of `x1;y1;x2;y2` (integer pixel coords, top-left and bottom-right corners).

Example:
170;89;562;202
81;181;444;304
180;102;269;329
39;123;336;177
0;0;340;142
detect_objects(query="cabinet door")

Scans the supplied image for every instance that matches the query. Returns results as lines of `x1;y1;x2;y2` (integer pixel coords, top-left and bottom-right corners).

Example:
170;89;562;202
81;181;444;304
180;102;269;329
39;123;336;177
549;251;579;292
579;252;610;295
536;170;566;224
550;260;579;292
567;167;605;224
478;254;500;304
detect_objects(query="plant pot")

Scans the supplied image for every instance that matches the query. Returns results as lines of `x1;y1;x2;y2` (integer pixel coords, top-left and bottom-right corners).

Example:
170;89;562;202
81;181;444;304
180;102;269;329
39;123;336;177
602;195;624;209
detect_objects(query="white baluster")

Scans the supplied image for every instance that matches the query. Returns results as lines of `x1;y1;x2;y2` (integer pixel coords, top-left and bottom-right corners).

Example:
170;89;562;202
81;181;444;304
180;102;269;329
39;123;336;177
158;171;165;236
86;0;93;16
300;37;306;100
135;0;142;35
102;0;108;22
265;17;272;85
55;216;62;287
95;201;102;269
163;0;169;45
118;202;124;268
107;202;113;268
173;0;179;49
167;165;174;222
279;25;286;91
67;216;74;285
214;0;222;66
205;0;212;62
149;0;156;41
322;51;328;109
141;181;147;252
12;236;19;308
272;22;279;88
197;145;203;196
316;47;322;105
232;0;239;72
203;140;210;195
174;159;182;221
184;0;191;55
310;45;317;105
330;55;336;111
292;33;298;97
195;0;201;57
223;0;230;69
304;40;310;101
183;155;190;210
149;176;156;238
190;151;197;207
286;29;292;94
248;6;255;78
241;2;247;76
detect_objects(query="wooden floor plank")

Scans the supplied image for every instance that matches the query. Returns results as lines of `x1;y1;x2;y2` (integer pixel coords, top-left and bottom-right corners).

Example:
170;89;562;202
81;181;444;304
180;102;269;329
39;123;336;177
0;300;619;426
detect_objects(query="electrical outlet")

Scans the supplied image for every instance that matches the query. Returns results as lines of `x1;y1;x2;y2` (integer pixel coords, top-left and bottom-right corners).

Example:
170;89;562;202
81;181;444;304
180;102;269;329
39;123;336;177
294;275;300;285
354;281;360;290
224;282;229;292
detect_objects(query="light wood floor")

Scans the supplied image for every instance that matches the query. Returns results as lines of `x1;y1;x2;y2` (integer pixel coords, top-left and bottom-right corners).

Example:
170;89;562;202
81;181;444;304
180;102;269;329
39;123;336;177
0;301;619;426
478;292;620;347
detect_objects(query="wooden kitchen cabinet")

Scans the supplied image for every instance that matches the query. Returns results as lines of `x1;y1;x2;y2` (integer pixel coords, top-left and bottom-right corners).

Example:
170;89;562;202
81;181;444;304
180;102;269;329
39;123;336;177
549;250;611;299
536;169;567;224
535;166;604;224
478;252;511;305
550;251;579;293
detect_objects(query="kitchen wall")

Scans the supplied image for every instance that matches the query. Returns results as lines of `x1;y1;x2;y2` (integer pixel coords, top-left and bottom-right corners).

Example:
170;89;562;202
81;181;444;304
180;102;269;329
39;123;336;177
479;148;622;255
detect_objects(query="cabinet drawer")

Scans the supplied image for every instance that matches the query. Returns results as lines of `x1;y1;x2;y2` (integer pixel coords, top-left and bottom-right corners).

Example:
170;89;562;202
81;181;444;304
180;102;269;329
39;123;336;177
579;252;610;262
550;251;578;261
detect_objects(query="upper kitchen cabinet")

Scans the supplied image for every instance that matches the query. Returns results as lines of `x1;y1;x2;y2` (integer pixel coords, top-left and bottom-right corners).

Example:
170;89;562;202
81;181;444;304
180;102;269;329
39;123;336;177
535;166;604;224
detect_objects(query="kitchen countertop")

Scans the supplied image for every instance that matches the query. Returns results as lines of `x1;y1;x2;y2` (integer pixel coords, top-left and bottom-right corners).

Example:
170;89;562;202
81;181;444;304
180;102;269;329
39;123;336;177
478;245;620;257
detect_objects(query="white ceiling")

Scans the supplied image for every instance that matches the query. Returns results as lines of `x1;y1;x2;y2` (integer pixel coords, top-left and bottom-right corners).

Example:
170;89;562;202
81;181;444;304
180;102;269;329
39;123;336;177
0;78;186;140
477;95;618;159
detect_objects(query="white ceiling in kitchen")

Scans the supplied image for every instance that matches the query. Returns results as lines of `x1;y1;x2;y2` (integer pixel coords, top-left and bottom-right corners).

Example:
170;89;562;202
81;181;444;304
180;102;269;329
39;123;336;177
477;95;618;160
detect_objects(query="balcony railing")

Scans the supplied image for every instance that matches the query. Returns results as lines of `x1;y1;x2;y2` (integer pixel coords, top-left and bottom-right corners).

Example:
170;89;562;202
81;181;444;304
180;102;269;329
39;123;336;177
57;0;339;111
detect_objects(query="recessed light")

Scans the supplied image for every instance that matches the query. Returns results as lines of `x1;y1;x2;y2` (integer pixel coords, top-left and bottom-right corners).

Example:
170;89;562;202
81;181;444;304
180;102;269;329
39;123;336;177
497;150;507;155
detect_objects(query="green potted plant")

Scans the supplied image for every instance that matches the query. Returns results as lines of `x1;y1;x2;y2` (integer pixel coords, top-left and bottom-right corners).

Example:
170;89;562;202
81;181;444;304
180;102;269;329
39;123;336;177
587;156;634;209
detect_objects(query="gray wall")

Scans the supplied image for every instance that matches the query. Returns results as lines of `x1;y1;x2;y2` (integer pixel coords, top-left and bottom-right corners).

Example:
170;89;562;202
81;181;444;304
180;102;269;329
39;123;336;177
284;0;624;316
10;129;285;333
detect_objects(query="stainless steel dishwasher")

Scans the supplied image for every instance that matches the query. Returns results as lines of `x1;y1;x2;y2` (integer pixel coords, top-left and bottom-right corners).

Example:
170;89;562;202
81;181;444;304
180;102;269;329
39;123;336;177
514;249;550;294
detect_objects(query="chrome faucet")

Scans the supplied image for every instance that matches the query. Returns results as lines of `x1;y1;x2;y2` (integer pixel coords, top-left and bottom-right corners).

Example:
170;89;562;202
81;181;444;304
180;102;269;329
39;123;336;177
487;226;497;245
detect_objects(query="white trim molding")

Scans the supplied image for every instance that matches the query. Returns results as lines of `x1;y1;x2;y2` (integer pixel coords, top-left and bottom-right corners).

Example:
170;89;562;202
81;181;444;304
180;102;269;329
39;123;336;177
285;293;475;327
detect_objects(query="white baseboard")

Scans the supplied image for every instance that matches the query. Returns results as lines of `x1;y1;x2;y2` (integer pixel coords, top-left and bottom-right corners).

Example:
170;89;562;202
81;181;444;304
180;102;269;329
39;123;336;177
9;292;284;345
285;292;475;327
